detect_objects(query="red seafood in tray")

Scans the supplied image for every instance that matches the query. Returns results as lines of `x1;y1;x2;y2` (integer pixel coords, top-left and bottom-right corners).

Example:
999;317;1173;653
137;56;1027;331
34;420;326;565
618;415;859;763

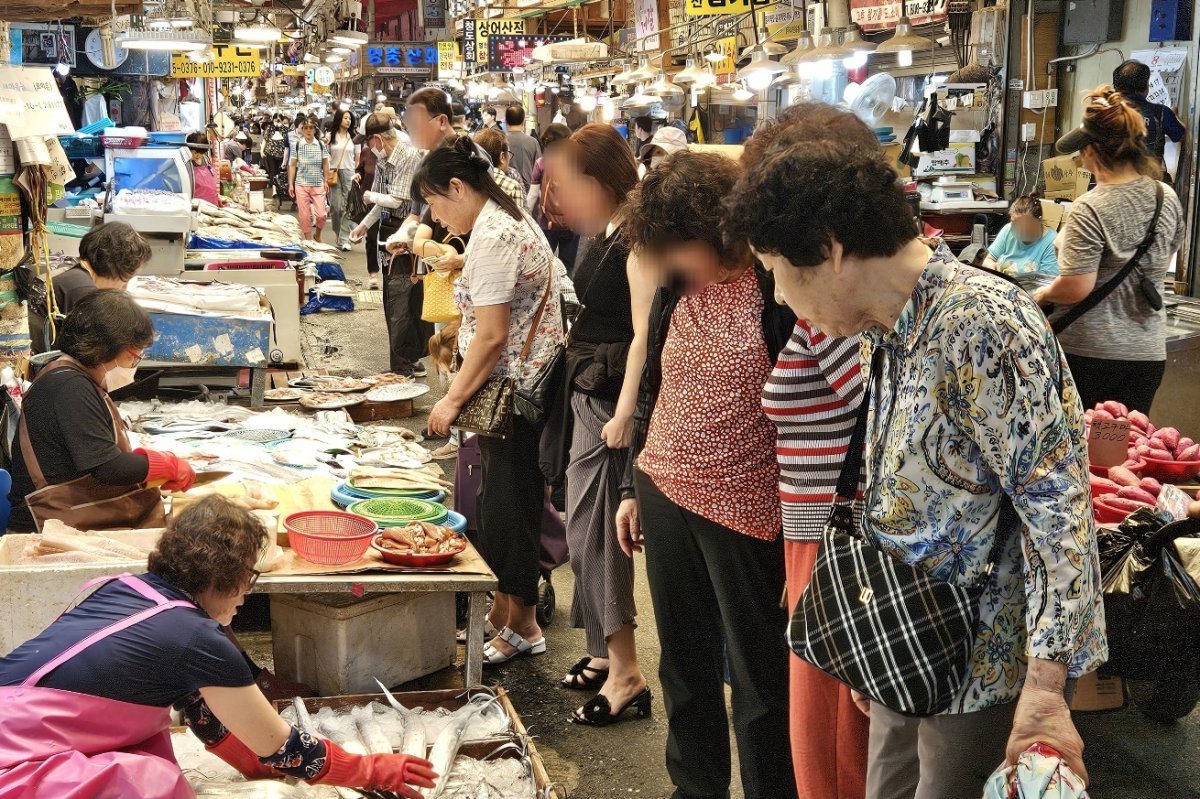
372;521;467;566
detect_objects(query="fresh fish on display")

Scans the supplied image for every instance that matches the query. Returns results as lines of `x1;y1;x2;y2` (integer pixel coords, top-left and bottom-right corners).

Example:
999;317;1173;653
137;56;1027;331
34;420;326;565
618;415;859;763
438;756;536;799
401;724;427;759
352;706;394;755
425;698;503;799
292;697;318;737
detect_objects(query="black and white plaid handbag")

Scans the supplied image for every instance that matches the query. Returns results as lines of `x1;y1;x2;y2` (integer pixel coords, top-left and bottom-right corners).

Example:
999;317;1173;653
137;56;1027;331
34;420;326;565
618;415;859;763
789;347;1015;717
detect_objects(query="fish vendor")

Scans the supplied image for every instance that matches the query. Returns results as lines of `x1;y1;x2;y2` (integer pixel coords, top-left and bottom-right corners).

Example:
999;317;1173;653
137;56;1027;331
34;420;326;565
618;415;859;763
8;291;196;534
0;496;438;799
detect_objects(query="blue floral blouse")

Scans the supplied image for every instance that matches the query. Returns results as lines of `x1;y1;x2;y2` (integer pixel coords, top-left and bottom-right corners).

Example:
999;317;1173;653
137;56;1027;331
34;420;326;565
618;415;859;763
862;243;1107;714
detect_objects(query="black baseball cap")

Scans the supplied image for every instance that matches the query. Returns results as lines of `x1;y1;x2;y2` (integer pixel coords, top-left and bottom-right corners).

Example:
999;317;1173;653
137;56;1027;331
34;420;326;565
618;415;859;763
1055;121;1109;154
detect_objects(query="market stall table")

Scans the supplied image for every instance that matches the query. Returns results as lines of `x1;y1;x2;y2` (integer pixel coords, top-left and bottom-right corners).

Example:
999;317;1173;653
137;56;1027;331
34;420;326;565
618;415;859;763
252;558;498;689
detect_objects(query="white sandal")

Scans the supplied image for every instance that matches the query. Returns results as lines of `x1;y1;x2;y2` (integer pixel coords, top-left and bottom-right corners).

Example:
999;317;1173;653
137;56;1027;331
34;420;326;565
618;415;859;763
482;627;546;666
456;619;504;644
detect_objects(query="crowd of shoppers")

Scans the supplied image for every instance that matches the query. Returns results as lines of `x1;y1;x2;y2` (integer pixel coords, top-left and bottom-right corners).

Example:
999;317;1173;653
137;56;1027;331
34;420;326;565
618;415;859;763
157;81;1179;799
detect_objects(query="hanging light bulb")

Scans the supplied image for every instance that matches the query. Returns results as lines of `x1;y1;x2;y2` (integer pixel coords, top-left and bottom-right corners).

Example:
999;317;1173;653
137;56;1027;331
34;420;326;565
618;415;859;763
736;44;784;88
781;29;815;65
771;65;803;88
627;58;656;83
576;91;597;112
807;28;851;67
233;16;282;43
731;84;756;102
741;29;786;58
876;16;932;67
650;71;684;99
324;53;345;63
703;47;725;64
841;26;876;69
673;57;702;86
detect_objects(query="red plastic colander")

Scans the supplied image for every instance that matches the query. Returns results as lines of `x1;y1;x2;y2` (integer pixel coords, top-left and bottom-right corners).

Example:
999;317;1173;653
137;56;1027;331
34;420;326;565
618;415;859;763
284;511;378;565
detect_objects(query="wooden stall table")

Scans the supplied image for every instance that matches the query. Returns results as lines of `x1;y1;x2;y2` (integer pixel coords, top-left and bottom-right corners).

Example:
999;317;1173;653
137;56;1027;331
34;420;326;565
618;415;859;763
252;546;498;690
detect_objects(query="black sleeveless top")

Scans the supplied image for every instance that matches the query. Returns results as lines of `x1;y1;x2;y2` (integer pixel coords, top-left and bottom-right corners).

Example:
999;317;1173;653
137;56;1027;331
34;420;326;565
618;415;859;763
570;227;633;345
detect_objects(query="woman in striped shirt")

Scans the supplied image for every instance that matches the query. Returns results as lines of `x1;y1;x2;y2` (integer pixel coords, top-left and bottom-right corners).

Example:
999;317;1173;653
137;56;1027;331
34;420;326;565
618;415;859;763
762;320;870;799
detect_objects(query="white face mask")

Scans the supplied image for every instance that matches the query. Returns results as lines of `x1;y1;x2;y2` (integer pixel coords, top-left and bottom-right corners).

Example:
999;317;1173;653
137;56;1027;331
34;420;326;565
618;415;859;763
371;146;386;158
104;364;137;392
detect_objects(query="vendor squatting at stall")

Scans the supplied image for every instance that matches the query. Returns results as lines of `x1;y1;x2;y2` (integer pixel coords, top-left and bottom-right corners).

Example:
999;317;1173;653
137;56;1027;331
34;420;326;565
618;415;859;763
0;496;438;799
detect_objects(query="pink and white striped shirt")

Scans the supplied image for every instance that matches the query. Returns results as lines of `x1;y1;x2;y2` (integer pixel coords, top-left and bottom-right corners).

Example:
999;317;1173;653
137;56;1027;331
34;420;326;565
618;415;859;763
761;321;865;541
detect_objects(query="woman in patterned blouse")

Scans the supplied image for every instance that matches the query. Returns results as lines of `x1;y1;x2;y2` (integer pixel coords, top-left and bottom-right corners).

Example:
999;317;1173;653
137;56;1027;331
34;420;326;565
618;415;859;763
726;104;1105;798
618;151;799;799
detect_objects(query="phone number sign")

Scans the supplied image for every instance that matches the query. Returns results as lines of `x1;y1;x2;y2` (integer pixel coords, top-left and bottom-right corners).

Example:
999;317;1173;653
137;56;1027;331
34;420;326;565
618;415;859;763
850;0;946;31
170;45;261;78
686;0;770;17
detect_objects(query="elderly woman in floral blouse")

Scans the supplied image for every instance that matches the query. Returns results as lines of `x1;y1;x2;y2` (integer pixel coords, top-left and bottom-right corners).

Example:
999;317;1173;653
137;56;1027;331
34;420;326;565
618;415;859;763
726;103;1106;799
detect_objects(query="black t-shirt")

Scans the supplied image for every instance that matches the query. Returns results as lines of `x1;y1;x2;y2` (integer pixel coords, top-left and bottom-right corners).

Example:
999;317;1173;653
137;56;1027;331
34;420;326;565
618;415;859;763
8;367;130;530
571;228;633;345
30;265;97;354
0;572;254;706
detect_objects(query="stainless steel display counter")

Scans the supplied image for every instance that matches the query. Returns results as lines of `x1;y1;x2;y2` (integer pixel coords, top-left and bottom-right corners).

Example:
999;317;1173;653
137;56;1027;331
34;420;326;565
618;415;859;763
1152;296;1200;433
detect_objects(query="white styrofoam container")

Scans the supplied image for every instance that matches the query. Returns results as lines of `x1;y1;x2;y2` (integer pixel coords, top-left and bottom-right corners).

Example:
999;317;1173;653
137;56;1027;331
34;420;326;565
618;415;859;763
270;591;455;696
0;533;155;656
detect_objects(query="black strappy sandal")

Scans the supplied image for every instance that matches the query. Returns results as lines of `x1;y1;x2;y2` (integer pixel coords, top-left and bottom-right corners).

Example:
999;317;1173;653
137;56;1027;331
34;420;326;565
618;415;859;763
561;657;610;690
571;688;652;726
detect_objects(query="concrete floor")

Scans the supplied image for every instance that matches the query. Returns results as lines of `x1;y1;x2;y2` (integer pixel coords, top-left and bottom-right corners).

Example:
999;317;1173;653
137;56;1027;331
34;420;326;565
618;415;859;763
269;240;1200;799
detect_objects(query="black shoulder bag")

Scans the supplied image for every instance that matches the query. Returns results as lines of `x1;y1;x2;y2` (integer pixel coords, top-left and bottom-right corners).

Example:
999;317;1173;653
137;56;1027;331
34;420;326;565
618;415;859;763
1051;183;1164;334
789;346;1015;717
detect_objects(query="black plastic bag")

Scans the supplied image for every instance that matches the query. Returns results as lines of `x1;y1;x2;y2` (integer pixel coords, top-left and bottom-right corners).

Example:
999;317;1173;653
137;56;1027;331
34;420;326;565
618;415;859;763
1098;507;1172;575
1101;516;1200;680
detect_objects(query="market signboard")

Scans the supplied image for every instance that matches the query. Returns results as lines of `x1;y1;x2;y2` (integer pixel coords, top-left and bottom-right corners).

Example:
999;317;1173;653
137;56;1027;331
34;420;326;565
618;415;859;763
712;35;738;75
635;0;661;51
170;45;262;79
487;35;571;72
0;65;75;140
686;0;769;17
850;0;947;31
759;3;811;39
464;19;528;67
363;42;438;75
437;41;461;80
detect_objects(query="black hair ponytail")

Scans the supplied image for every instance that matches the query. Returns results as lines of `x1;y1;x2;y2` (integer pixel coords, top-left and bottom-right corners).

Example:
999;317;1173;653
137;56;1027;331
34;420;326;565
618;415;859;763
413;134;523;221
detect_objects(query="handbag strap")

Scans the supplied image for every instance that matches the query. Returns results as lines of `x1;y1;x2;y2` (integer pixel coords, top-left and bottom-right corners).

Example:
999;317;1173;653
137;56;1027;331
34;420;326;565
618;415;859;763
1052;182;1164;334
833;346;881;504
518;246;556;365
836;345;1014;578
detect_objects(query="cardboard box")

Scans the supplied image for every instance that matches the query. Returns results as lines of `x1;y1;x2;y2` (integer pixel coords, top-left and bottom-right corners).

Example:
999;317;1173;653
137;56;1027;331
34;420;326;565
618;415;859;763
1043;156;1094;200
914;143;976;177
1040;199;1067;231
1070;671;1125;712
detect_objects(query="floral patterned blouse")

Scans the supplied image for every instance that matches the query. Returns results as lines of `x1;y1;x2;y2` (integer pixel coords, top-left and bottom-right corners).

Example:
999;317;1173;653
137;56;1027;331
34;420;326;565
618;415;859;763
455;200;566;390
862;242;1107;714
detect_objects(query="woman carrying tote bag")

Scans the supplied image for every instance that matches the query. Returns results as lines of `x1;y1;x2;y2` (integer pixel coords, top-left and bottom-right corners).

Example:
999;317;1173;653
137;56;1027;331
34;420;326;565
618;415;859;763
417;136;569;666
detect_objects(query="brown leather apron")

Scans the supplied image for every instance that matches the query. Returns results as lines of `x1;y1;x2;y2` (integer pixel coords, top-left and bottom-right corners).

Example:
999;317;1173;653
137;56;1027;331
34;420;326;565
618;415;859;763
19;356;166;532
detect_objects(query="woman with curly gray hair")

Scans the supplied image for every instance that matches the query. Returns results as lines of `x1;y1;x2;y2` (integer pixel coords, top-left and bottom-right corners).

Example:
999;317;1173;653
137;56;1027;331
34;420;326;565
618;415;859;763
726;102;1105;799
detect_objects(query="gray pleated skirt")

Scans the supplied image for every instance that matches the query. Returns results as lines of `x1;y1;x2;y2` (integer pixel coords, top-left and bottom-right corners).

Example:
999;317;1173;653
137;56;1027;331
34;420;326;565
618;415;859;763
565;391;637;656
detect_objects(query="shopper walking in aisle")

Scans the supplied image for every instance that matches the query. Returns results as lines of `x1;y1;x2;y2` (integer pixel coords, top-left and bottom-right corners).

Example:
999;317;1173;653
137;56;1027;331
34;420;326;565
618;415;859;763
727;103;1106;799
618;151;798;799
418;136;568;667
738;107;870;799
288;117;330;242
0;496;436;799
327;109;360;252
539;124;651;726
504;104;540;186
982;193;1059;292
186;132;221;206
261;115;287;189
1034;85;1184;413
474;128;526;193
482;107;500;130
349;112;428;375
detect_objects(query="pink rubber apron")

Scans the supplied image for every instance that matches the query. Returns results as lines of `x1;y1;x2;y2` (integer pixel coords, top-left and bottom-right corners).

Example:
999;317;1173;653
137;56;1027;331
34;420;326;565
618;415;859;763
0;575;197;799
192;160;220;206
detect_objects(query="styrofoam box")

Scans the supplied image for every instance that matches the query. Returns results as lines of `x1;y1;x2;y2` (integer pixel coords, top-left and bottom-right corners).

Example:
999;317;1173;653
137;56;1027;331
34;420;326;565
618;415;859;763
0;533;156;656
270;591;455;696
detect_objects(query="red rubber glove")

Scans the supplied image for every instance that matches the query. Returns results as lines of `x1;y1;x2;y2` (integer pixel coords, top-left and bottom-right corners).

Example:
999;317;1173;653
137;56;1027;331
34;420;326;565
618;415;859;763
310;740;438;799
136;448;196;492
207;732;282;781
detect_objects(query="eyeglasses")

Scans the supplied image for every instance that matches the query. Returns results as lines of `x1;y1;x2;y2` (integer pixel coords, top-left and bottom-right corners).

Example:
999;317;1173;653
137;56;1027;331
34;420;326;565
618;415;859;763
127;348;145;367
246;568;262;591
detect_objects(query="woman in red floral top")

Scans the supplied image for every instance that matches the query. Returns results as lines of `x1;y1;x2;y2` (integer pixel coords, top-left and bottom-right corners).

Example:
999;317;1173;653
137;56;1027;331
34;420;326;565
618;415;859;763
618;152;798;799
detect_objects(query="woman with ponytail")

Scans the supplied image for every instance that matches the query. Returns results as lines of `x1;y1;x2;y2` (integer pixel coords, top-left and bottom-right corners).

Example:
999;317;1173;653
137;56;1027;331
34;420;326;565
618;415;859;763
1036;85;1184;412
416;135;570;666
